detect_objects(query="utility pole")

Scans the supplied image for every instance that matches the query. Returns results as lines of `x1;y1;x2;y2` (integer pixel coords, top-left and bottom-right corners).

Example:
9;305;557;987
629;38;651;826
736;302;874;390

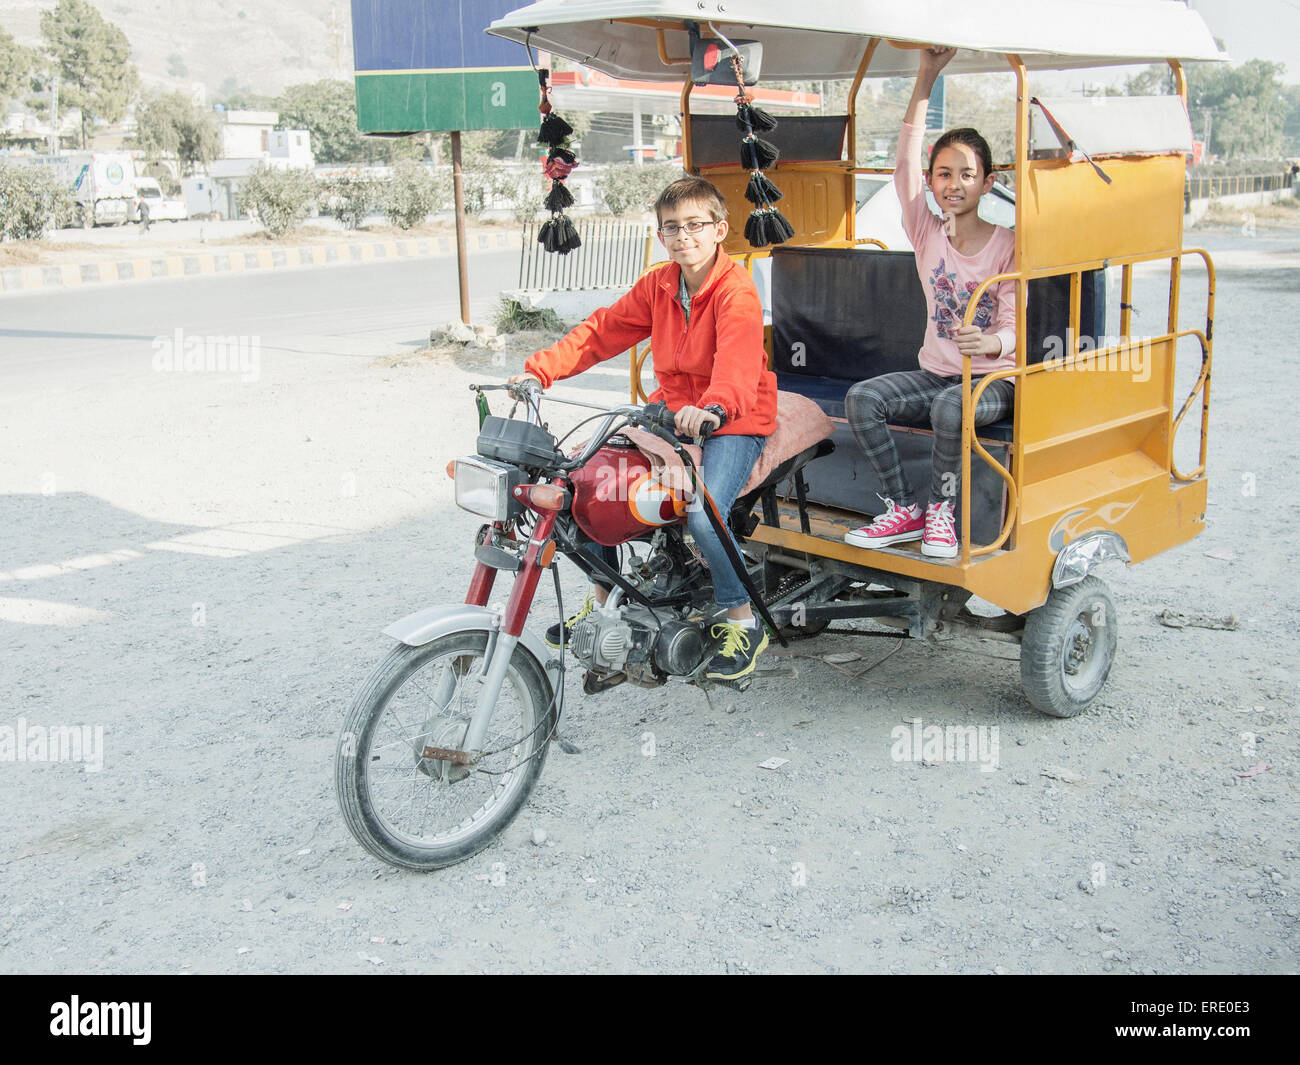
450;130;471;324
49;71;60;155
328;4;342;70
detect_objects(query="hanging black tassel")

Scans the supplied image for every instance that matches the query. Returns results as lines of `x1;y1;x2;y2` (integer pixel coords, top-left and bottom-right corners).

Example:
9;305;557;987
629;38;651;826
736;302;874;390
544;182;574;212
767;208;795;244
539;218;559;252
740;136;778;171
744;170;783;206
539;215;582;255
736;102;778;133
534;64;582;252
538;111;573;147
730;55;791;249
559;216;582;253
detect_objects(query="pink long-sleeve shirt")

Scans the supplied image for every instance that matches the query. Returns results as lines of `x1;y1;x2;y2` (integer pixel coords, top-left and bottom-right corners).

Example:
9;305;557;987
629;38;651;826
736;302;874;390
895;121;1017;377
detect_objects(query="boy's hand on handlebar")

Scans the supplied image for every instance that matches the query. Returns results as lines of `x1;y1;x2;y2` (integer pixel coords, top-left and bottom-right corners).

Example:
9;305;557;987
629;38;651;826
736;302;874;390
506;371;543;393
955;325;1002;359
674;405;721;438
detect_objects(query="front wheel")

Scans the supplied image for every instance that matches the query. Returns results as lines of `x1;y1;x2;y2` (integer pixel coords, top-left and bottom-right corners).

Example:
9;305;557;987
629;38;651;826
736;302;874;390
335;629;555;871
1019;576;1118;718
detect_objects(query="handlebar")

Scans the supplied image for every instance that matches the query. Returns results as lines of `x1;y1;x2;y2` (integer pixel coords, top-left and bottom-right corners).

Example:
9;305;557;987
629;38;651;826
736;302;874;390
471;383;716;445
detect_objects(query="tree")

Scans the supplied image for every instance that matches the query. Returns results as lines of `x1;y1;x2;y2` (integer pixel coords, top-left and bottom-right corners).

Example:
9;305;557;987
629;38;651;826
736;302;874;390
38;0;139;148
214;76;275;112
1127;59;1292;159
275;79;366;165
0;25;33;108
135;91;220;175
597;162;681;216
275;80;427;165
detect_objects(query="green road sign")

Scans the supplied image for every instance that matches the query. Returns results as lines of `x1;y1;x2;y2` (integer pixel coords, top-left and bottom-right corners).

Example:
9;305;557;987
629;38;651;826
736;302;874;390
354;69;538;133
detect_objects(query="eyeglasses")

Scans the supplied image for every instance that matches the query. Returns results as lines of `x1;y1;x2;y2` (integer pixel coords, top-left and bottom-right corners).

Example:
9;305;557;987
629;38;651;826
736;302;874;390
657;220;718;237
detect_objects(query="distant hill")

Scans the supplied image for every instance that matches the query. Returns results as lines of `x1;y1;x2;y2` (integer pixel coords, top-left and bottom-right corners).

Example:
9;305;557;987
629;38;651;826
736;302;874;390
0;0;356;100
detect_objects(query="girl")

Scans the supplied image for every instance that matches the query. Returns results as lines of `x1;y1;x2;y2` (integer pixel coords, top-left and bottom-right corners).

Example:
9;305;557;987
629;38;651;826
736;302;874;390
844;46;1016;558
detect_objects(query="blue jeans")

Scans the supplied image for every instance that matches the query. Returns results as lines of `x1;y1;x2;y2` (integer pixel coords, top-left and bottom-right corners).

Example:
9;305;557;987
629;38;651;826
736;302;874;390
580;433;766;610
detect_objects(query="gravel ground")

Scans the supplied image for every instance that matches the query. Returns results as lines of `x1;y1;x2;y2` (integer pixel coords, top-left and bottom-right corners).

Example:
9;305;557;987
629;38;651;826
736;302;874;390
0;226;1295;974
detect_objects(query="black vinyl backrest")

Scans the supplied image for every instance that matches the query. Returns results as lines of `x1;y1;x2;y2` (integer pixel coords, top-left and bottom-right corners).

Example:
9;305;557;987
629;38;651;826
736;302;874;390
770;245;1106;381
691;115;849;168
771;247;926;380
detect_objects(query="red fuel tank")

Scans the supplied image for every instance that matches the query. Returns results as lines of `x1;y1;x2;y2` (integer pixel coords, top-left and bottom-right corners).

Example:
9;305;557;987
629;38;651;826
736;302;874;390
569;437;689;546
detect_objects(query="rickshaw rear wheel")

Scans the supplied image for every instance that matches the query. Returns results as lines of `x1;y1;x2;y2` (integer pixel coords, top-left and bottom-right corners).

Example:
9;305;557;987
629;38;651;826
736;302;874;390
1019;576;1117;718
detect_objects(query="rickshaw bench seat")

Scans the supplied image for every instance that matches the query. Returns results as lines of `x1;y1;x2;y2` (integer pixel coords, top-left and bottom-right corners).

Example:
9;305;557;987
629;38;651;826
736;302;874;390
773;371;1015;442
767;245;1104;534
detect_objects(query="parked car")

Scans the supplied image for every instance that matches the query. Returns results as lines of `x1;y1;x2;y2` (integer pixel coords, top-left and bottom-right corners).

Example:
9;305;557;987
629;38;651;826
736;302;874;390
855;172;1016;251
132;177;189;222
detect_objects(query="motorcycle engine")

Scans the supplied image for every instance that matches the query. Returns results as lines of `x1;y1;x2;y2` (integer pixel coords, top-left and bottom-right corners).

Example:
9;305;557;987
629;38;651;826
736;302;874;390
570;605;710;685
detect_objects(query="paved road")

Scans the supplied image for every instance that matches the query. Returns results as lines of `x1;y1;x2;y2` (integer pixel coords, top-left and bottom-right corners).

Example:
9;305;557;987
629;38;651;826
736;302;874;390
0;249;521;389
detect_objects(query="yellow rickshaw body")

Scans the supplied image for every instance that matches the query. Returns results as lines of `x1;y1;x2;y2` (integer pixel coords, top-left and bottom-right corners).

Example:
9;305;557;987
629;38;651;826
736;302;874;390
491;2;1222;616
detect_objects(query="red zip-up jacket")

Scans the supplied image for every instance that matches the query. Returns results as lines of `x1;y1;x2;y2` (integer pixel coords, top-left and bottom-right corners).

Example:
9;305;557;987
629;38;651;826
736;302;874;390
524;250;777;437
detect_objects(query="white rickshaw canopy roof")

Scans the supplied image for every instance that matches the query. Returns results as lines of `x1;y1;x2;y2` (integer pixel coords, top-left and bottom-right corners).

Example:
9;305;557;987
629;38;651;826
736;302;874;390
488;0;1227;81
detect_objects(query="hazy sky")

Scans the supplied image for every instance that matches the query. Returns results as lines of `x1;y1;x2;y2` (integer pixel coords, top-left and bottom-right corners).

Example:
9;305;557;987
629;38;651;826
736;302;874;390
1188;0;1300;80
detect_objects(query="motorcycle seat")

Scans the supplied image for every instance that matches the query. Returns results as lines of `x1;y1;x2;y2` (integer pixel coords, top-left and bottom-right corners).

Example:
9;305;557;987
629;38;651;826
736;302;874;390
736;437;835;504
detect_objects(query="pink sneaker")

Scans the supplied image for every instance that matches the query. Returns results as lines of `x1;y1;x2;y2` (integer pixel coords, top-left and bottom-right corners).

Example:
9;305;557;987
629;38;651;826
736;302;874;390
921;499;958;558
844;498;924;548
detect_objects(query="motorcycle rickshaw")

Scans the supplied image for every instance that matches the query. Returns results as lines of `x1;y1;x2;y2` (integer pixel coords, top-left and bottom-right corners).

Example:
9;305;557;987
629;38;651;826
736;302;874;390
336;1;1224;869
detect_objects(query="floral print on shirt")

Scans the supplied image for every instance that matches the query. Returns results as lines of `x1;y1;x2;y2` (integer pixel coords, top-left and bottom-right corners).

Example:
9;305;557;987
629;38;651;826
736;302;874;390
929;257;995;339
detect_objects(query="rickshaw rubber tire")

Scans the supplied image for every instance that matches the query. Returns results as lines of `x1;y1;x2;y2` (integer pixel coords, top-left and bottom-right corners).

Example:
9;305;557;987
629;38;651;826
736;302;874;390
334;631;554;872
1019;576;1118;719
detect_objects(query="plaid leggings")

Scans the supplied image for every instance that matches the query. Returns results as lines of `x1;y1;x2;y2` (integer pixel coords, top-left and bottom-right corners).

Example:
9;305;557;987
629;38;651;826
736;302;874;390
844;370;1016;507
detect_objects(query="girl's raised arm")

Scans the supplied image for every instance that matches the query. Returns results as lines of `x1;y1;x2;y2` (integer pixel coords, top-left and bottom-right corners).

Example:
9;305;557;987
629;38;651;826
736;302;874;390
904;46;956;128
895;46;956;239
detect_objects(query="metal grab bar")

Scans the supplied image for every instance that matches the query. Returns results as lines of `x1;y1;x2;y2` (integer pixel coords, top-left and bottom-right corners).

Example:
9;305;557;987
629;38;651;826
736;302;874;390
957;248;1216;560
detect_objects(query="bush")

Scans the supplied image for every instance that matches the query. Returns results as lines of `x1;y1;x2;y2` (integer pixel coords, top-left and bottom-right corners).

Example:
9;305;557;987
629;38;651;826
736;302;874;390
237;164;316;237
317;172;379;229
462;161;501;220
495;168;546;224
381;161;449;229
0;164;75;241
493;296;566;335
597;163;682;216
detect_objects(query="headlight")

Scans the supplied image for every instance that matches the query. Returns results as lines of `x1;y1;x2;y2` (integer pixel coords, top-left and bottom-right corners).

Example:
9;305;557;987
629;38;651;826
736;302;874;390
453;457;524;520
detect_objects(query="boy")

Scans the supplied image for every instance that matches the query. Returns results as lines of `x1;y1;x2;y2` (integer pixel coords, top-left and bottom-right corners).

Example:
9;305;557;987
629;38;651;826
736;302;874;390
509;176;776;680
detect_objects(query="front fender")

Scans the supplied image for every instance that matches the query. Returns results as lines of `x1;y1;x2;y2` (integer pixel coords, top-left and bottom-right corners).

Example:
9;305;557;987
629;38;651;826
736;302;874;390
383;604;558;679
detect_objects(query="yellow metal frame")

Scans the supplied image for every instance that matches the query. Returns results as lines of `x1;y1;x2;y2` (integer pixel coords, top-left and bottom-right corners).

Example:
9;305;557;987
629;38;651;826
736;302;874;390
626;35;1214;615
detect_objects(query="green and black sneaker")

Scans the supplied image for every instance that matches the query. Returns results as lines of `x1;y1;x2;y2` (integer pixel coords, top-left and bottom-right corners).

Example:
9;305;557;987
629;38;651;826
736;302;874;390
545;596;597;649
703;620;769;681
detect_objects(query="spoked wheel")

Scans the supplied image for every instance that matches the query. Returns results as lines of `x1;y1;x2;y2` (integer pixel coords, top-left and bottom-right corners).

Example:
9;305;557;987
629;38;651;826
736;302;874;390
335;630;555;871
1019;576;1118;718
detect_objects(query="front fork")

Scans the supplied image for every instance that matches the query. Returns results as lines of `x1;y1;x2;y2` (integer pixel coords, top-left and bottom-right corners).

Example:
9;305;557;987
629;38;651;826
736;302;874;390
458;508;561;755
